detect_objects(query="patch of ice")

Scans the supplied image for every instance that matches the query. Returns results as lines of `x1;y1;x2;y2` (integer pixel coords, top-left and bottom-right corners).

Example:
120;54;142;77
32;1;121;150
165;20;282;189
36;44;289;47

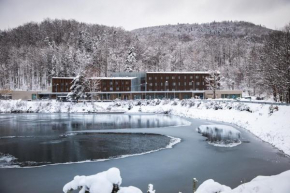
197;125;241;146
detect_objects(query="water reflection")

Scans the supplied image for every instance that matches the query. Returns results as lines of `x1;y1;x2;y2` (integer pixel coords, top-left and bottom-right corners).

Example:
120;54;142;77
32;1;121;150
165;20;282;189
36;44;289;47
0;114;187;167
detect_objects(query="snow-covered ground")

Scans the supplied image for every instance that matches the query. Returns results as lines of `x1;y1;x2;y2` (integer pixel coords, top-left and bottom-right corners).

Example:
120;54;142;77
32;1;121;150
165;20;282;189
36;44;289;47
196;170;290;193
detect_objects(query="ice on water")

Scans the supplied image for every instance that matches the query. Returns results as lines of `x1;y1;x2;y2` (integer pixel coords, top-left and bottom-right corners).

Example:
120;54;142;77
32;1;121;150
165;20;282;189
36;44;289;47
197;125;241;146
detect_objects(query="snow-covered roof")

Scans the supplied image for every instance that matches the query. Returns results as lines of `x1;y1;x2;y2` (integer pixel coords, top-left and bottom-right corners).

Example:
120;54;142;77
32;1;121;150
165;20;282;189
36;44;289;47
52;77;137;80
91;77;137;80
52;77;75;79
147;72;211;74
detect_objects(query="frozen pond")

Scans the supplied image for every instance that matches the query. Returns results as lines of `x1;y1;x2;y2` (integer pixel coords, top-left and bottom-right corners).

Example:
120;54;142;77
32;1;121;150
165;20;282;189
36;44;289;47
0;113;187;167
0;113;290;193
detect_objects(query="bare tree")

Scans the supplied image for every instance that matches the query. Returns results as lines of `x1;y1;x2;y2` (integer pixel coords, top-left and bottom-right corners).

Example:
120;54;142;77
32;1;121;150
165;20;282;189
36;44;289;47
205;71;221;99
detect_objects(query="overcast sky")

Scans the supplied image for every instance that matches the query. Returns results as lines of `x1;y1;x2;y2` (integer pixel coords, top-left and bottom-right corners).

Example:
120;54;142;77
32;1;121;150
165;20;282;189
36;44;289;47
0;0;290;31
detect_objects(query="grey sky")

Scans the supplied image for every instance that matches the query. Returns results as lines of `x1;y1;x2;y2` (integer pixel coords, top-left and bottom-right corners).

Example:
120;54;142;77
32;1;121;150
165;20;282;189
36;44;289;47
0;0;289;31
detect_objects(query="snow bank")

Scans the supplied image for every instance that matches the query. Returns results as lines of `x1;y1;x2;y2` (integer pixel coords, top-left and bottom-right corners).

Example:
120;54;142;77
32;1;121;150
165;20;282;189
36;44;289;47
196;170;290;193
197;125;241;146
63;167;142;193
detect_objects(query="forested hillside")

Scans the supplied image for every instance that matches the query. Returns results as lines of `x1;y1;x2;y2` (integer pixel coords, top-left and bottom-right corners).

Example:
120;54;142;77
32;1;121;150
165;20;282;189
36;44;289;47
0;19;289;102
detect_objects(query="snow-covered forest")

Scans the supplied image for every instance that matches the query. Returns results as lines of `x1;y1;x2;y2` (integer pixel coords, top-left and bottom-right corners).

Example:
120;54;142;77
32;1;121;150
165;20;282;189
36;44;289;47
0;19;289;102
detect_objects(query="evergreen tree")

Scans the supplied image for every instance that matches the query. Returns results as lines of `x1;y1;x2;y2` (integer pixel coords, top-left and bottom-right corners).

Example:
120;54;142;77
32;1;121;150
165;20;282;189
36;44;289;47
124;46;136;72
67;74;88;102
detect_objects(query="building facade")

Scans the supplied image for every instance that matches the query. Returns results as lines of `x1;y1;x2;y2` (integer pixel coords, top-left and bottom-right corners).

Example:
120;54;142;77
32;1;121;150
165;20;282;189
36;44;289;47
44;71;241;100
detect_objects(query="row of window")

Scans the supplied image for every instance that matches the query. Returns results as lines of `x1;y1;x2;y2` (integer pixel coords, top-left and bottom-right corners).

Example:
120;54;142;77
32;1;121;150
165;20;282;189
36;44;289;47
148;75;204;80
148;88;201;91
103;87;130;91
102;81;129;86
148;82;203;86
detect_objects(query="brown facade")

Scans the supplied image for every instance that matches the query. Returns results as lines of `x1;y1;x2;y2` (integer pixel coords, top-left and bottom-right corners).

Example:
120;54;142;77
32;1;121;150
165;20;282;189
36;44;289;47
52;78;133;93
146;73;209;91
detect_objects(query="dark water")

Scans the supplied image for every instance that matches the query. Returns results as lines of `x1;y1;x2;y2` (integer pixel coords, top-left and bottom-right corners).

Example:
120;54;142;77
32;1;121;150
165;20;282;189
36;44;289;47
0;113;186;167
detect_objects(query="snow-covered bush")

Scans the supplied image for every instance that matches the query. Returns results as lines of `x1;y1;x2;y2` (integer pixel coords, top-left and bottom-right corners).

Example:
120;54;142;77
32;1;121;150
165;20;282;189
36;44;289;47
197;125;241;145
63;167;142;193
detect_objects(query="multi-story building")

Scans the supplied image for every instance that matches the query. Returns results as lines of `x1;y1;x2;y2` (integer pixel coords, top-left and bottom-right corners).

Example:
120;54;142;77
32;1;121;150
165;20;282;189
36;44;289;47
37;71;242;100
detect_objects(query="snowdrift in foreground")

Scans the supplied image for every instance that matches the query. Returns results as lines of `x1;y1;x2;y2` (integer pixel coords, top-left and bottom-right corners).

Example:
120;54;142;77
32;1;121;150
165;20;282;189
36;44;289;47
196;170;290;193
63;167;142;193
197;125;241;147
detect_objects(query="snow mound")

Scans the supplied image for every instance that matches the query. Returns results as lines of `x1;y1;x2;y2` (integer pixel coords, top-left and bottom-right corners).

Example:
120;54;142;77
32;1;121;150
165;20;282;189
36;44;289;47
197;125;241;146
63;167;122;193
196;170;290;193
118;186;143;193
195;179;231;193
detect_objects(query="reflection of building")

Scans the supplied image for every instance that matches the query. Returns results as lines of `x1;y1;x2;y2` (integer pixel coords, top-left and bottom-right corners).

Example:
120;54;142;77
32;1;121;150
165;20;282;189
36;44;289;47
0;71;242;100
39;71;241;100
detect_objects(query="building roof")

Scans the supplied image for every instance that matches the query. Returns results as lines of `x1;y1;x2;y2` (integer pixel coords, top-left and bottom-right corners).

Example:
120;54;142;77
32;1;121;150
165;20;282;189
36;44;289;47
147;72;211;74
52;77;137;80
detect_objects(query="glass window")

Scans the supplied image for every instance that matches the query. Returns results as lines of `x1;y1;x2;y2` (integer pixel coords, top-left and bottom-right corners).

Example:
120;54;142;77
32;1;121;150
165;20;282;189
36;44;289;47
161;83;163;86
184;82;187;86
190;76;193;79
155;77;157;80
184;76;187;79
149;83;153;86
173;82;176;86
196;75;199;79
155;83;157;86
189;82;192;85
110;87;113;91
127;87;130;90
172;76;175;79
166;76;169;80
196;82;200;85
149;77;152;80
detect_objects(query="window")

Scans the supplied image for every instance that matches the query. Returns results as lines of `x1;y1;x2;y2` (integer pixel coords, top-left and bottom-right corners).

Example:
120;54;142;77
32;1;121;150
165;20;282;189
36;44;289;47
155;77;157;80
110;87;113;91
161;83;163;86
126;81;129;85
190;76;193;79
189;82;192;85
196;82;200;85
178;76;180;79
161;77;163;80
116;87;119;91
149;77;152;80
104;87;107;91
110;81;113;85
127;87;130;90
184;82;187;86
149;83;153;86
196;75;199;79
178;82;181;86
172;76;175;79
116;82;118;85
172;82;176;86
202;82;204;85
172;89;175;91
149;89;152;91
166;76;169;80
155;83;157;86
